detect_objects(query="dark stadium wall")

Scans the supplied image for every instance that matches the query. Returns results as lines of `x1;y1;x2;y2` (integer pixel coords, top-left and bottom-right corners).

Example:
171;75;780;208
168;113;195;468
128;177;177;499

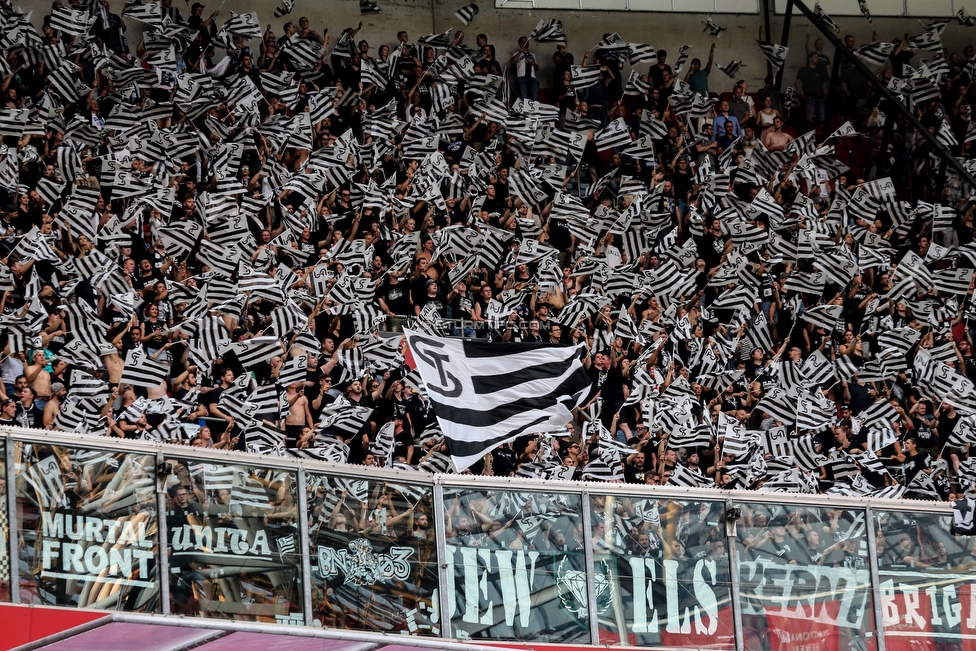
18;0;976;99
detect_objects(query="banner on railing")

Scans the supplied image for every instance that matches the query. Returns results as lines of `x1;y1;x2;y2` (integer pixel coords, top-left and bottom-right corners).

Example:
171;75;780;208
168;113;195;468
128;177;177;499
6;433;976;651
164;459;303;623
17;444;159;610
307;475;439;635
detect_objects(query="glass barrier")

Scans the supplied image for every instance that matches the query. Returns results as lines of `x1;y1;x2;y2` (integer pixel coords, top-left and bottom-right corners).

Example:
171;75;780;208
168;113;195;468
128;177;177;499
15;442;158;610
306;474;439;634
1;447;7;601
593;494;735;648
734;503;877;651
443;486;588;643
875;510;976;651
163;458;302;623
2;432;970;648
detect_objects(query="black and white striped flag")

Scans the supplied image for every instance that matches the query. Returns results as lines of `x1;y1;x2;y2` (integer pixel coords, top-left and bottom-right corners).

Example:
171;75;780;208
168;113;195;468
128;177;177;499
274;0;295;18
934;268;974;295
417;450;456;474
624;69;652;96
858;0;872;22
120;348;170;388
668;464;708;487
867;427;898;453
404;330;591;471
952;497;976;535
570;65;602;90
833;355;859;382
936;120;959;148
827;121;863;140
50;7;90;36
455;3;479;25
580;448;624;482
802;350;836;385
859;399;898;430
801;304;843;329
628;43;657;65
220;11;262;39
703;15;727;37
639;110;669;140
419;29;453;47
855;42;893;68
594;117;632;151
718;60;743;78
757;41;788;70
783;86;800;111
371;421;396;467
673;45;692;74
816;3;841;32
530;18;567;43
908;29;941;52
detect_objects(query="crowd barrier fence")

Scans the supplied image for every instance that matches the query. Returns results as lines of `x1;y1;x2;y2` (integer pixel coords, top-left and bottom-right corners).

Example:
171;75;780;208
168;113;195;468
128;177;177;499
0;426;964;651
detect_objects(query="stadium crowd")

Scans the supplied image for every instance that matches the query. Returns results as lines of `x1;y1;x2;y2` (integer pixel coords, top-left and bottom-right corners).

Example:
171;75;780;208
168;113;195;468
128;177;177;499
0;0;975;507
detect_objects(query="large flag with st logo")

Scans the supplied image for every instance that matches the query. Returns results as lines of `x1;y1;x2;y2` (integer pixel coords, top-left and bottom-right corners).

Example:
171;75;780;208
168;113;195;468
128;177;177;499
404;330;592;471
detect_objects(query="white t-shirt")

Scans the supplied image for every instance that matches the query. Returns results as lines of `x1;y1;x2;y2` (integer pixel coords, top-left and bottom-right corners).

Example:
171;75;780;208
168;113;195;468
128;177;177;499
2;354;23;385
514;52;537;78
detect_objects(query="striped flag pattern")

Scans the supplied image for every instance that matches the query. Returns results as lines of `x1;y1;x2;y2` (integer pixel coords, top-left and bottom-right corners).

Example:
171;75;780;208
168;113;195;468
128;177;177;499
530;18;567;43
455;3;479;25
405;329;591;471
758;41;789;70
120;348;170;388
816;3;841;31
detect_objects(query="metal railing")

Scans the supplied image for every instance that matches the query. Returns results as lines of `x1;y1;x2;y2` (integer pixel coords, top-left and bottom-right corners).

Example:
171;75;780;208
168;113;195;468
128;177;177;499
0;426;964;651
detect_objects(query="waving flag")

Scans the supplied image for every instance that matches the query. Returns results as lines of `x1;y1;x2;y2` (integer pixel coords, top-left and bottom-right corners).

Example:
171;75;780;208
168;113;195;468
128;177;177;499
758;41;789;70
455;3;479;24
404;329;591;471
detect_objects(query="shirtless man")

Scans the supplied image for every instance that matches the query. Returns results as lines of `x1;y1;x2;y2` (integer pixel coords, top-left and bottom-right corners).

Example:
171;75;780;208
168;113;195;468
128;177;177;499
761;116;794;152
102;317;137;385
147;343;174;400
42;382;67;429
102;339;125;385
26;350;52;408
284;381;313;447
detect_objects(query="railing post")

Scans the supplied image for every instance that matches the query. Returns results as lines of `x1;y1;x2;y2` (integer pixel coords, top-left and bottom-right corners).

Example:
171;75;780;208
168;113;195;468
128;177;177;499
865;506;887;651
433;483;452;639
297;467;313;626
6;436;18;604
580;492;601;645
822;44;843;133
155;450;170;615
726;503;744;651
762;0;773;78
775;0;794;90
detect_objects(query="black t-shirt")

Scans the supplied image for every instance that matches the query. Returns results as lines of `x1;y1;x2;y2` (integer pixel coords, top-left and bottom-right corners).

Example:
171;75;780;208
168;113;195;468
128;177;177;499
847;383;871;415
380;277;412;315
796;65;828;98
913;415;938;449
890;51;914;77
135;270;163;292
587;363;626;406
648;64;673;89
448;290;474;320
903;451;930;484
671;169;694;203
